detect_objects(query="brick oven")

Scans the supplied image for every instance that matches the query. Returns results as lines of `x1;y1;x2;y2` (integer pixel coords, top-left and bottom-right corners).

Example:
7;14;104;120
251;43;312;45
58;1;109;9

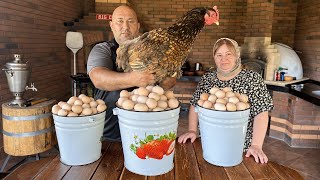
241;37;280;81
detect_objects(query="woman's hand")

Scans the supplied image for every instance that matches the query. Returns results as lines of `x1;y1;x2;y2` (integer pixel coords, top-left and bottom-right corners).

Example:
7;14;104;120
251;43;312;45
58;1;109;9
178;130;197;143
245;144;268;163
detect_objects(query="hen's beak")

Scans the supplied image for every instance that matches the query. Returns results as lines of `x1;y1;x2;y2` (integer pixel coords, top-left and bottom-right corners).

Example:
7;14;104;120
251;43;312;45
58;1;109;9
215;22;219;26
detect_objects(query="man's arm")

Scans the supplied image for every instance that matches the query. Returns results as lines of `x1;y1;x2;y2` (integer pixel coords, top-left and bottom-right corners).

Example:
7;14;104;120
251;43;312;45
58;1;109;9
89;67;155;91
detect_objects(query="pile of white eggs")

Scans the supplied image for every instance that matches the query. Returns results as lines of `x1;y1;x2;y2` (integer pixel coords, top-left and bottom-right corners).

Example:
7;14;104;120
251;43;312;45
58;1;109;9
198;87;250;111
117;85;179;111
52;94;107;117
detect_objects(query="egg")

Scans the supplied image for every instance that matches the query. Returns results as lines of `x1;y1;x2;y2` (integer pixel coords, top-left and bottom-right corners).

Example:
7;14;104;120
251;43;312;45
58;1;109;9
91;107;98;114
148;92;161;101
82;103;90;108
71;105;82;114
120;90;130;98
137;87;149;96
137;95;148;104
234;92;241;98
246;103;250;109
122;100;134;110
152;86;164;95
67;96;78;105
78;94;86;100
131;94;139;102
226;102;237;111
214;90;225;99
202;100;213;109
236;102;247;111
61;103;72;111
153;107;164;111
52;105;61;114
57;109;68;116
82;108;93;116
239;94;249;103
214;103;226;111
97;104;107;112
67;112;78;117
90;101;98;108
134;103;149;111
146;85;154;92
74;100;83;106
197;99;204;106
200;93;209;100
58;101;65;107
146;98;157;109
157;100;168;109
216;98;227;105
117;97;128;107
209;87;219;95
228;96;240;104
160;94;168;101
222;87;232;92
168;98;179;109
225;91;235;98
90;97;95;102
96;99;105;105
132;89;139;95
81;96;91;104
208;94;217;103
164;91;175;99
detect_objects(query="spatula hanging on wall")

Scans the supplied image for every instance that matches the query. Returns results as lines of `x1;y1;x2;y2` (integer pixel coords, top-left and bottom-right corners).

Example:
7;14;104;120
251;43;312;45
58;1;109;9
66;31;83;96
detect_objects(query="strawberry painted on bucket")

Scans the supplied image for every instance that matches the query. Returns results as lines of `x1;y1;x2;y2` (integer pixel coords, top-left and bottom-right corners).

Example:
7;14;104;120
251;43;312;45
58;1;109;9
113;86;180;176
131;132;176;160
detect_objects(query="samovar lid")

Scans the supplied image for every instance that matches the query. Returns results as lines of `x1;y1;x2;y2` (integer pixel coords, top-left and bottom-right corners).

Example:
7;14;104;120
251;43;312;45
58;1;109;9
5;54;29;70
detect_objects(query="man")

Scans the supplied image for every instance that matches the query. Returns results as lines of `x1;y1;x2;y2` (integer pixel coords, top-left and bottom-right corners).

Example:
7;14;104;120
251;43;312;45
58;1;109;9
87;5;155;141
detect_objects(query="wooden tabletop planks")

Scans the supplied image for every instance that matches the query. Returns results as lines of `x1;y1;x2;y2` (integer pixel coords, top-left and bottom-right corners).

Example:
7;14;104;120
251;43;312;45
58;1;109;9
33;155;71;180
4;155;55;180
91;141;124;180
4;139;304;180
174;139;201;180
192;139;229;180
242;155;280;179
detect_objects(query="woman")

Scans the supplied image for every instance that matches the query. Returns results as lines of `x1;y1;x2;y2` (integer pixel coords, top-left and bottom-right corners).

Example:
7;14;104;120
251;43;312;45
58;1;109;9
178;38;273;163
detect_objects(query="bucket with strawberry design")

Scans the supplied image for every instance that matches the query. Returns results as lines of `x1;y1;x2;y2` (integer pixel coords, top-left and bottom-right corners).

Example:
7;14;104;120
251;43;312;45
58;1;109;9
113;107;180;176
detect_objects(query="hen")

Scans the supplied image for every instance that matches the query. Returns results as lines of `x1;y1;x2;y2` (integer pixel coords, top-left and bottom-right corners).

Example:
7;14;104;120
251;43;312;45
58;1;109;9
116;6;220;89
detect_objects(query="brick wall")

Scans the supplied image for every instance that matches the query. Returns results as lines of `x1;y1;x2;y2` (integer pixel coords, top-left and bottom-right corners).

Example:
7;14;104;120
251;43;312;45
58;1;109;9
272;0;297;47
130;0;247;70
245;0;274;37
269;91;320;148
294;0;320;81
0;0;84;106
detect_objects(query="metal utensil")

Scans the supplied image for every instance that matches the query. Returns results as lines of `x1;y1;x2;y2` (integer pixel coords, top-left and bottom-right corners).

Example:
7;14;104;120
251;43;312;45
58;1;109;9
66;31;83;96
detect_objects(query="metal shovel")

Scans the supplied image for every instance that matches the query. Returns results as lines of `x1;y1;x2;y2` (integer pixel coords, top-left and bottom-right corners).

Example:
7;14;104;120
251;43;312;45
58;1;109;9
66;31;83;95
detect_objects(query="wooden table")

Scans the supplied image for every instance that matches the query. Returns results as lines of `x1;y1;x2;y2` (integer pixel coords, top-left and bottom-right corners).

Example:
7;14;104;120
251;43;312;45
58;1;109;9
4;139;303;180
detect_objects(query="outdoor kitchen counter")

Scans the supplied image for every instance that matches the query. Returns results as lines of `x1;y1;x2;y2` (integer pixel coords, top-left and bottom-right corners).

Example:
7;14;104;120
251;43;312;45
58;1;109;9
4;139;303;180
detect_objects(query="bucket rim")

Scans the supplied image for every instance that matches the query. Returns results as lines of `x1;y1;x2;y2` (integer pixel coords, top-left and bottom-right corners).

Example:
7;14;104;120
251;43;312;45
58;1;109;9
52;110;106;118
196;104;250;112
115;103;181;113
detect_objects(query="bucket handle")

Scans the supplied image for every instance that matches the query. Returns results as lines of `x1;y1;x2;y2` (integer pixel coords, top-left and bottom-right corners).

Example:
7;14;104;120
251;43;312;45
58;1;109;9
113;108;119;115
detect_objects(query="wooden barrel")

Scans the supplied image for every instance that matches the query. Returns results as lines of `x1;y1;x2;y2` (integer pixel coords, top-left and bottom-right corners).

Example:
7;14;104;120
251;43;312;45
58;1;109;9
2;100;57;156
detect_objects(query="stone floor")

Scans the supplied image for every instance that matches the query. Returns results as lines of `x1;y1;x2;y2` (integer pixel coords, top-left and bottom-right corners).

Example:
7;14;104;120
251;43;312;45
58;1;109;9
177;110;320;180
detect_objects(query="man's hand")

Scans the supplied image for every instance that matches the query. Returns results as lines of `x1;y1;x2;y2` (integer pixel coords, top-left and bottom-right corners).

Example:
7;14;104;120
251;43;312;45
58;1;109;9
129;70;155;87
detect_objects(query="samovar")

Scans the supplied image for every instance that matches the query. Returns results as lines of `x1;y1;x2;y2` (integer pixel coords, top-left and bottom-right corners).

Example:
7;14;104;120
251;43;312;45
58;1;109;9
2;54;37;106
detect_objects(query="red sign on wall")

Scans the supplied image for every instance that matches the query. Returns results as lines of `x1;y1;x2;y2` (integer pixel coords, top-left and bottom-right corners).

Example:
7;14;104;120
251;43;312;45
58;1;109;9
96;14;112;20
